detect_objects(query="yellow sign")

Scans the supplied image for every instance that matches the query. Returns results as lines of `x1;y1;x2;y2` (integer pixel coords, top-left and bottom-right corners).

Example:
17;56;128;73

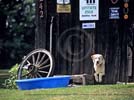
57;4;71;13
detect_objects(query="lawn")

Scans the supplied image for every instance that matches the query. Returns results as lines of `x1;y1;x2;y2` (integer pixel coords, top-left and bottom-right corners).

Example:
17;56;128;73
0;84;134;100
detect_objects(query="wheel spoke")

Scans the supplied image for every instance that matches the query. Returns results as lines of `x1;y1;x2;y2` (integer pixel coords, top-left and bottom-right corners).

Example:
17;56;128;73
34;74;38;78
37;72;42;77
26;60;31;65
36;52;41;65
38;70;48;74
26;73;33;79
33;74;37;78
37;54;46;65
32;55;35;64
22;72;30;77
22;70;32;78
39;58;49;67
31;74;35;78
39;64;50;69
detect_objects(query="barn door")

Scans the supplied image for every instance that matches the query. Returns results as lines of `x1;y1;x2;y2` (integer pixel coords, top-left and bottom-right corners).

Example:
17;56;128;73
53;0;94;75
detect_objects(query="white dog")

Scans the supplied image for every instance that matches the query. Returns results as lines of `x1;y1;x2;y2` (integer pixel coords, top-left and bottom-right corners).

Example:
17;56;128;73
91;54;105;83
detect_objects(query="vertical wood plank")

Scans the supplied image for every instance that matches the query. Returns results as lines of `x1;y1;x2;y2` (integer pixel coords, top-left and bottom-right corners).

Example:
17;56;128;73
35;0;47;49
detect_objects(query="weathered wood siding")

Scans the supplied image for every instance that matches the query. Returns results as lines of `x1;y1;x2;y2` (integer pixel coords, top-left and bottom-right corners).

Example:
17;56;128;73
35;0;134;83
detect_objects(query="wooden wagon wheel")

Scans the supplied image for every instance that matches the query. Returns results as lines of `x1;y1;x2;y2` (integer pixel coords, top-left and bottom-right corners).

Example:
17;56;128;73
17;49;54;79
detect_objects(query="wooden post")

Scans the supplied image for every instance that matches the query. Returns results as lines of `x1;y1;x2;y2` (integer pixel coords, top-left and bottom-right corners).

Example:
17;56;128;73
35;0;47;49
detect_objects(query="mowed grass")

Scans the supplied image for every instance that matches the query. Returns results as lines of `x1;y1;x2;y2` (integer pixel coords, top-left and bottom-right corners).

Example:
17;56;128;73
0;84;134;100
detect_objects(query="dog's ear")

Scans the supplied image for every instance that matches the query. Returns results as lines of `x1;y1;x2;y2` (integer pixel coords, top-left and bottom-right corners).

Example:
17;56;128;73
101;55;104;60
91;55;94;60
103;56;105;61
101;55;105;64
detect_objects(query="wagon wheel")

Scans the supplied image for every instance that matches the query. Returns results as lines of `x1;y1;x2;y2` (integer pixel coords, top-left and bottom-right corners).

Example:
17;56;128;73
17;49;54;79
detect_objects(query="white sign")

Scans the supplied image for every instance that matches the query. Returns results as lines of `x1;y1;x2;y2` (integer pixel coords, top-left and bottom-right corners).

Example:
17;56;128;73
82;22;96;29
79;0;99;21
57;0;70;4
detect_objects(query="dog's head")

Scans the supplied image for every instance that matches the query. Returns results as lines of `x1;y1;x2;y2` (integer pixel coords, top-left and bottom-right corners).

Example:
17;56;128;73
91;54;104;65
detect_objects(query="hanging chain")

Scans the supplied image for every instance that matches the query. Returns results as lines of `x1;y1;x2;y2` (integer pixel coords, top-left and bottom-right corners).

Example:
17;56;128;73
123;0;129;20
110;0;119;4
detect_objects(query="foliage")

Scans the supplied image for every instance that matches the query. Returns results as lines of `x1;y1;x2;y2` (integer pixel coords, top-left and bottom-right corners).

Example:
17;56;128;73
0;0;35;68
3;64;19;89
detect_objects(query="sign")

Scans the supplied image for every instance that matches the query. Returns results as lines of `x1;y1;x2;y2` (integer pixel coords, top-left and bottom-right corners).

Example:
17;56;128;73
109;7;120;19
79;0;99;21
57;0;71;13
82;22;96;29
57;0;70;4
57;5;71;13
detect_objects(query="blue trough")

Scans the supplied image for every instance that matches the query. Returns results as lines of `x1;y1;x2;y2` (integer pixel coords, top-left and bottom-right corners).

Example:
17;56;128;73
16;75;71;90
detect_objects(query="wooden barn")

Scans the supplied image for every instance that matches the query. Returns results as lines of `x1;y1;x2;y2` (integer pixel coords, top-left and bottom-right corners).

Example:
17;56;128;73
34;0;134;84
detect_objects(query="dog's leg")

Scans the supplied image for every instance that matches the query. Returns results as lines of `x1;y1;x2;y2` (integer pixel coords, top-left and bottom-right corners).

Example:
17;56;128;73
94;73;99;82
99;73;104;83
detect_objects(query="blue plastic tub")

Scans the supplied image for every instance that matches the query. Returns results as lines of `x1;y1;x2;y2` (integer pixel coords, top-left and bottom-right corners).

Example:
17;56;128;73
16;75;71;90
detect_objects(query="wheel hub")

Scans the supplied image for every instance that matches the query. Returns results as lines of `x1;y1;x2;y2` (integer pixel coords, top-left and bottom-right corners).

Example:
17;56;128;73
28;65;38;75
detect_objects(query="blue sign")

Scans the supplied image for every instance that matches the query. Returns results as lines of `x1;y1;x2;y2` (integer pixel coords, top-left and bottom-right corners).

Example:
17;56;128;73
109;7;120;19
82;22;96;29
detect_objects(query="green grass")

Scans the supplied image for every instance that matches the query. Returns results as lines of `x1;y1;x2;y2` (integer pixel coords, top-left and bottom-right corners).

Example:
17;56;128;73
0;69;134;100
0;84;134;100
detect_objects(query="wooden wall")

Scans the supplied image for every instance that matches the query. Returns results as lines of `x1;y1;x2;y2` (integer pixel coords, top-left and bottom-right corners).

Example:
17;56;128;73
35;0;134;83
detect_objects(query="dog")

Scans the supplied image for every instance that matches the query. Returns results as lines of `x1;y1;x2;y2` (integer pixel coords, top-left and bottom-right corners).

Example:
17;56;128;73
91;54;105;83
